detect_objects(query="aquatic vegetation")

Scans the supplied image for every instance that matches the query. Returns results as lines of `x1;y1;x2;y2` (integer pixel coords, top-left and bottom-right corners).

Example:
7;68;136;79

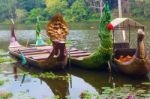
0;53;15;64
0;57;14;64
142;82;150;86
80;90;100;99
12;91;35;99
54;95;60;99
78;83;150;99
31;72;71;81
0;49;15;64
0;79;9;86
0;80;4;86
0;91;13;99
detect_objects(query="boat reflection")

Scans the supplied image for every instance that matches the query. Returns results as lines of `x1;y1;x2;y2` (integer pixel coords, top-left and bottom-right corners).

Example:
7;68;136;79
14;63;99;99
11;63;149;99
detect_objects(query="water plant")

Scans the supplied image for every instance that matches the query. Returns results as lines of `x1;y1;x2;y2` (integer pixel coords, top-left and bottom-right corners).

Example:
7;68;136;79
0;80;4;86
31;72;71;81
80;90;100;99
142;82;150;86
0;91;13;99
0;57;14;64
54;95;60;99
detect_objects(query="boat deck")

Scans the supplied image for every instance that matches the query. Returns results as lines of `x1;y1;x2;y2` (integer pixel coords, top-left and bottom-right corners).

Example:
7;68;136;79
9;45;91;61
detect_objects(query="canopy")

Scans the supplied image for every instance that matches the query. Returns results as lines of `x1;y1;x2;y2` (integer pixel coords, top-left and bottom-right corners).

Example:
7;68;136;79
110;18;144;29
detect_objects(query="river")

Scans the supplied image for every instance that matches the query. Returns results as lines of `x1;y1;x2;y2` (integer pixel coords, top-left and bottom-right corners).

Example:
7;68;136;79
0;22;150;99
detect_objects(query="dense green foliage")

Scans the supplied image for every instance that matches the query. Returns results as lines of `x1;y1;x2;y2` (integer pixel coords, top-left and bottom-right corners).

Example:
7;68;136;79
0;0;117;23
130;0;150;20
0;0;149;23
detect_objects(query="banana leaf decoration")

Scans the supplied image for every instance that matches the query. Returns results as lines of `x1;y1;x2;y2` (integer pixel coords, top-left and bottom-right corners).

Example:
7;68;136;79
36;16;46;46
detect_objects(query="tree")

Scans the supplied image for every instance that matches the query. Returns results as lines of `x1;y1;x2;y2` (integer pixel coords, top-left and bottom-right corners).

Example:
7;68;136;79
25;8;50;23
0;0;17;21
45;0;68;16
144;0;150;18
64;0;90;22
16;9;27;23
17;0;45;11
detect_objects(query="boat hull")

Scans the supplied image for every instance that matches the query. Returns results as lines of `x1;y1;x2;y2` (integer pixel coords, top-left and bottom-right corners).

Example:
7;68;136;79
112;48;150;75
9;46;67;70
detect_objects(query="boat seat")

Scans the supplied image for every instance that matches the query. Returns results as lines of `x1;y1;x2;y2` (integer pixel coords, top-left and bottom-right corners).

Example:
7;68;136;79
113;42;129;49
113;48;136;59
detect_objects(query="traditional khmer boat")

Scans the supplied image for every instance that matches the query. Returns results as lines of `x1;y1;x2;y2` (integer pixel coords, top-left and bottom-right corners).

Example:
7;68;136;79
69;1;113;70
9;13;69;69
109;18;150;75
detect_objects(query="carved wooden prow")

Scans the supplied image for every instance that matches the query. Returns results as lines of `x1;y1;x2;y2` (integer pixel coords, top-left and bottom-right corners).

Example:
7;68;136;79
9;19;21;47
46;13;69;68
135;29;147;59
47;13;68;41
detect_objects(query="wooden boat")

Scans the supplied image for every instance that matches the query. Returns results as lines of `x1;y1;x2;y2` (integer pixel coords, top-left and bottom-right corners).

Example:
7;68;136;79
109;18;150;75
69;1;113;69
9;13;69;69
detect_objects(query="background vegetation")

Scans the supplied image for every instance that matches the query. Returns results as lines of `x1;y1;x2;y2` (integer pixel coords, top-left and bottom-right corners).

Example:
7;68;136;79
0;0;149;24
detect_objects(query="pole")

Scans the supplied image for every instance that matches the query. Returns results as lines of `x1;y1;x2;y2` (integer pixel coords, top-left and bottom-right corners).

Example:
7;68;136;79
100;0;103;17
118;0;122;18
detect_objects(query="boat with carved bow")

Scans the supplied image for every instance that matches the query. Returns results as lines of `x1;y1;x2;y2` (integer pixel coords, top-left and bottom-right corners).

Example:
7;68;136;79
9;13;69;69
68;1;113;70
109;18;150;75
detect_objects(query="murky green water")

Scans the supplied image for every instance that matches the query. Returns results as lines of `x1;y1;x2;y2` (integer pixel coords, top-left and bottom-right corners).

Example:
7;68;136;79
0;22;150;99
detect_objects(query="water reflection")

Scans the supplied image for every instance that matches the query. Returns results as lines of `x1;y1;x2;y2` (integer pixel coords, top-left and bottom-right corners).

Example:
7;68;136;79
22;64;100;99
0;61;149;99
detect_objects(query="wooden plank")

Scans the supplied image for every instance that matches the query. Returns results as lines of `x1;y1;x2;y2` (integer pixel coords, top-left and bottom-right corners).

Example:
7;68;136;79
67;48;78;52
16;47;37;51
26;53;49;58
36;46;52;50
30;56;48;60
71;53;91;57
15;49;48;53
28;54;49;60
69;51;87;54
21;51;49;55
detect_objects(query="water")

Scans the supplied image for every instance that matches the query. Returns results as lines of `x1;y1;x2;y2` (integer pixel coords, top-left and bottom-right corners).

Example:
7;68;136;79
0;22;150;99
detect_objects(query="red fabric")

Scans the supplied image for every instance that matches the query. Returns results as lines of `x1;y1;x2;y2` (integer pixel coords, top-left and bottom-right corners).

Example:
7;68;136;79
107;23;114;30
